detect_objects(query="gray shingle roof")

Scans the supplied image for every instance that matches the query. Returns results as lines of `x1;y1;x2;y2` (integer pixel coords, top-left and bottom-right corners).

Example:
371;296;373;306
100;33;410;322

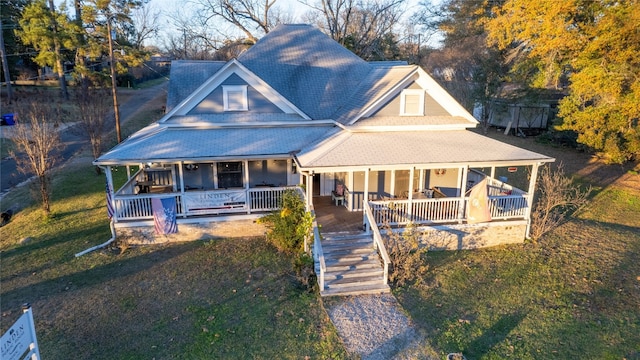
165;61;226;112
352;116;473;127
164;113;305;124
238;24;372;120
331;64;416;124
296;130;554;168
95;125;335;164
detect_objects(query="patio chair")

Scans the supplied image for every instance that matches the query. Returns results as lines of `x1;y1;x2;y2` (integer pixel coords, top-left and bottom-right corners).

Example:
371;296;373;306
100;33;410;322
331;184;345;206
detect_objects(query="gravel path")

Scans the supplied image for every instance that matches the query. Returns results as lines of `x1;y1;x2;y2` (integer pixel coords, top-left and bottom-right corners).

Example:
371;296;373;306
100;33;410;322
324;294;435;359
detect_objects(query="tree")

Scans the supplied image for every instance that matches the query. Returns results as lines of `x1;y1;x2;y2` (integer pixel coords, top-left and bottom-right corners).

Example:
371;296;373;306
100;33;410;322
195;0;282;44
530;163;591;240
414;0;507;131
74;88;112;166
18;0;80;99
81;0;146;143
486;0;640;163
131;2;160;50
9;99;65;215
303;0;405;60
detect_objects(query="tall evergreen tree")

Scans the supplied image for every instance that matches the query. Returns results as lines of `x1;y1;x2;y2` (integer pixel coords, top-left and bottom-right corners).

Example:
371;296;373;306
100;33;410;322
18;0;79;99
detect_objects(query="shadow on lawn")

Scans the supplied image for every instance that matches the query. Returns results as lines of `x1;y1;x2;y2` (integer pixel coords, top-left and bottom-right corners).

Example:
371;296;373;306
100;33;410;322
1;241;199;315
467;311;527;358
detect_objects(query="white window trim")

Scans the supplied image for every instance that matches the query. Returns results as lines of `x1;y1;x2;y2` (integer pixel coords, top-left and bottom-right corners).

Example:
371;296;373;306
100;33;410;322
399;89;425;116
223;85;248;111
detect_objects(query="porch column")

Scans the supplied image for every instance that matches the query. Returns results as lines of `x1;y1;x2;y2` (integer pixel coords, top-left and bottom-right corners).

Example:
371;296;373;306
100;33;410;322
171;164;178;192
178;162;187;218
407;167;415;219
457;166;468;223
418;169;425;192
105;166;117;223
306;173;314;210
525;162;540;238
347;171;354;211
490;166;496;180
390;170;396;198
243;160;250;190
363;169;370;233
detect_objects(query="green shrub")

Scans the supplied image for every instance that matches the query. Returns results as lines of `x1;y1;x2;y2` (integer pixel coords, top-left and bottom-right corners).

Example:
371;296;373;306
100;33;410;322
259;189;313;254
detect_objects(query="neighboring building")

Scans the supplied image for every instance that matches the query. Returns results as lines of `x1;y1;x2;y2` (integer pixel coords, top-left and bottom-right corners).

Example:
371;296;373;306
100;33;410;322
94;24;554;295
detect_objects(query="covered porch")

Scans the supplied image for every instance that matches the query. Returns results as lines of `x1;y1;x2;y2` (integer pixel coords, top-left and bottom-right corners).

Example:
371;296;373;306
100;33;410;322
104;158;301;226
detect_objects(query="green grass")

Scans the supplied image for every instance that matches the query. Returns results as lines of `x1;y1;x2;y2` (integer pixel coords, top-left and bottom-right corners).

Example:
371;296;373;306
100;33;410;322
0;161;348;359
395;173;640;359
0;83;348;359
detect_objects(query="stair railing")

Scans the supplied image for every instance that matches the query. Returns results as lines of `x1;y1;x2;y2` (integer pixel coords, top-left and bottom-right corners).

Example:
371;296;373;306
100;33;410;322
363;201;391;285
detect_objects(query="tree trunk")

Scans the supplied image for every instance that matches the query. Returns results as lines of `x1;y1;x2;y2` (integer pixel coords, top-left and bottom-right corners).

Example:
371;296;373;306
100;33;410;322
39;174;51;214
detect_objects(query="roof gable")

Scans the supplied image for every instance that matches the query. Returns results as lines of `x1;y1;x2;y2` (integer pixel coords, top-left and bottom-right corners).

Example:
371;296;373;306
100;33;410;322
166;61;226;112
351;67;478;126
160;59;310;123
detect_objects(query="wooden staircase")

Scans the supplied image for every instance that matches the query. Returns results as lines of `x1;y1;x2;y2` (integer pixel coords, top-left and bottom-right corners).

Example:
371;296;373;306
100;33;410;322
318;233;390;297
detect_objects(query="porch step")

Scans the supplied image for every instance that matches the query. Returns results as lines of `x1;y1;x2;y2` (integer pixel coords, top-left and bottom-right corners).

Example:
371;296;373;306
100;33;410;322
317;232;390;297
321;283;391;297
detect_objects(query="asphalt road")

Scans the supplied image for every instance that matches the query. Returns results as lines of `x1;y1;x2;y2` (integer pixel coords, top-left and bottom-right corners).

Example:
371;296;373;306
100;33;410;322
0;80;168;196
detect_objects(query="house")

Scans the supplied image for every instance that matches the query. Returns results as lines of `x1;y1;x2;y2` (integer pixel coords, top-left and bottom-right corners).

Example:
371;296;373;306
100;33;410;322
94;24;554;295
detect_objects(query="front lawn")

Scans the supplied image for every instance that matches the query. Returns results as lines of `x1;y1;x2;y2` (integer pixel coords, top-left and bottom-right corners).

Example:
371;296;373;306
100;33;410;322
0;161;348;359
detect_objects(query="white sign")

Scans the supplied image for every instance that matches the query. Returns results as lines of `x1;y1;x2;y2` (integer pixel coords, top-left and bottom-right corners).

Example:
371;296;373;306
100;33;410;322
1;306;40;360
184;190;247;214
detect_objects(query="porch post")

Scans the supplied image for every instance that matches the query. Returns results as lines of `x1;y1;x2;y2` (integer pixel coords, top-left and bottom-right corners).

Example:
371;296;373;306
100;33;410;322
390;170;396;198
407;167;415;219
457;166;468;223
348;170;354;211
105;166;116;223
171;164;178;191
178;162;187;218
363;169;370;233
306;173;314;210
525;162;540;238
243;160;250;189
490;166;496;180
419;169;425;192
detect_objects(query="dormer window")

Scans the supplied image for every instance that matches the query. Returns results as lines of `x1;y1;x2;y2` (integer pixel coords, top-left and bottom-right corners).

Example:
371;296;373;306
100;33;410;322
400;89;425;116
223;85;248;111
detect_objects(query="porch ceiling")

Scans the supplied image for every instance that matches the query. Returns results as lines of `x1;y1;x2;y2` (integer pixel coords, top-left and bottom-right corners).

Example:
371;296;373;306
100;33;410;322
94;124;334;165
295;129;554;169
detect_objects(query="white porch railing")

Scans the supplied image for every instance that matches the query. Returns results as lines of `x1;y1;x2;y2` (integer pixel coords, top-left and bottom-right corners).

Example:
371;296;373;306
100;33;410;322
112;186;292;221
309;207;326;291
369;194;528;226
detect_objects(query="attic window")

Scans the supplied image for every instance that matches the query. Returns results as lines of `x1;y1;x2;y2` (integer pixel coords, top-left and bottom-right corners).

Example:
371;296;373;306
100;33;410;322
400;89;425;116
223;85;248;111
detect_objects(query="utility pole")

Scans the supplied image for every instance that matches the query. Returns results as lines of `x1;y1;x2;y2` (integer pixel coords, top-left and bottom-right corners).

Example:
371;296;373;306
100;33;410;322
0;19;13;102
107;19;121;143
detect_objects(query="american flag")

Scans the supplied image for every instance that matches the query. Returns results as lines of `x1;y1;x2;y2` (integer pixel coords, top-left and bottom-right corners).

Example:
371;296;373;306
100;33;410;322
152;197;178;234
467;177;491;224
106;181;114;220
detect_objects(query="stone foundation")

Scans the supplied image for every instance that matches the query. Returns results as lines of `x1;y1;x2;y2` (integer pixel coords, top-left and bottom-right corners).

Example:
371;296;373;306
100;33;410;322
116;219;266;245
415;221;528;250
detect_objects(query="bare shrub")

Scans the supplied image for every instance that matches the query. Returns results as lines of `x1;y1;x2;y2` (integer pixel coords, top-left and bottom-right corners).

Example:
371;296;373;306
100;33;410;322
382;223;429;287
530;163;592;240
73;88;112;164
9;100;65;215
